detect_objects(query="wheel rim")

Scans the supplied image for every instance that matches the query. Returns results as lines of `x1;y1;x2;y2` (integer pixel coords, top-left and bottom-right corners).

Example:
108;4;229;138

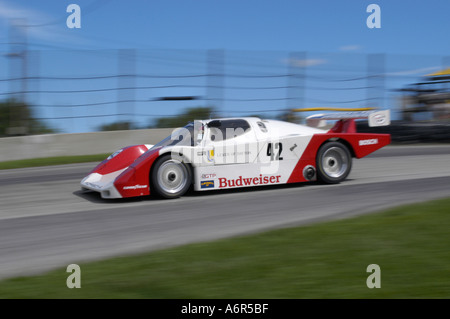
156;159;188;194
321;147;349;178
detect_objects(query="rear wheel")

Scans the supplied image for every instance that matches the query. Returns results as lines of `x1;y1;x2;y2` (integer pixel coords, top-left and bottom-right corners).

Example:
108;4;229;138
316;142;352;184
151;154;192;198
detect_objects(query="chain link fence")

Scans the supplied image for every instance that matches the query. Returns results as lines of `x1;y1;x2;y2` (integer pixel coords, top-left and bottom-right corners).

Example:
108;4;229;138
0;48;449;138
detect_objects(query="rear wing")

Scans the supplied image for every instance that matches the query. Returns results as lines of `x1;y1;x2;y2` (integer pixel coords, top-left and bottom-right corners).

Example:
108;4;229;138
306;110;390;134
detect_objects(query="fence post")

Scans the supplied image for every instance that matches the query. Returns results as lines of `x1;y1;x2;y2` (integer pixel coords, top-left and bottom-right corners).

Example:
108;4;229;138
117;48;136;129
366;53;385;110
206;49;225;117
286;51;306;122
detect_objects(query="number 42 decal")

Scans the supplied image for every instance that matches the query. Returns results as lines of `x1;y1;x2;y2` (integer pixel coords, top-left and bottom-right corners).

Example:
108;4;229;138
267;142;283;161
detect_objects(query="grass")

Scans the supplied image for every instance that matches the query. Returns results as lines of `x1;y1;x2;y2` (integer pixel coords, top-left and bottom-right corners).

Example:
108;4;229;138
1;197;450;299
0;154;109;170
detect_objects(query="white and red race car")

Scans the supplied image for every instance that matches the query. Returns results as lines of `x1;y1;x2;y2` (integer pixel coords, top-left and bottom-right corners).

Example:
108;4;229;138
81;110;391;199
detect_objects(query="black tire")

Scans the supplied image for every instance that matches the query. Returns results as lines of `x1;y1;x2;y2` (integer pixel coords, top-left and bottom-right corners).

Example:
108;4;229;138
316;142;352;184
151;154;192;199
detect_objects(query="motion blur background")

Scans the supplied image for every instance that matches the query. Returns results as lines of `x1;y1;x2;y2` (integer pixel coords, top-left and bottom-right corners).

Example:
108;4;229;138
1;0;450;139
1;1;450;298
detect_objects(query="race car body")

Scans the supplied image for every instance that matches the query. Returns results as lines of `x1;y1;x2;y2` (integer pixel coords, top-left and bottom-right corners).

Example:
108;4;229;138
81;110;391;199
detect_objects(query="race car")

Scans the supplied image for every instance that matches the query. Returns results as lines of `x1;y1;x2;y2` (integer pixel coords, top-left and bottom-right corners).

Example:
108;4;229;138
80;110;391;199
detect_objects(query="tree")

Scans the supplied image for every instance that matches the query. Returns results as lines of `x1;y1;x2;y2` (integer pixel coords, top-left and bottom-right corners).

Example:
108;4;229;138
277;111;302;124
152;107;216;128
0;99;57;137
98;121;136;131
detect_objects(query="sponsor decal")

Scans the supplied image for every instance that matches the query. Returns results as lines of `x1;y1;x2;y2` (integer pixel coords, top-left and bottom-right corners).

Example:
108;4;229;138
201;173;216;179
290;143;297;152
207;149;214;162
215;151;251;157
200;180;215;189
373;114;386;125
218;175;281;188
197;150;214;162
123;184;148;190
359;138;378;146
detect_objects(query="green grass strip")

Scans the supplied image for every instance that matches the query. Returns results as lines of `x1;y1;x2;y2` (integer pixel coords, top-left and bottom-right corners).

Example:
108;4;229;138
1;197;450;298
0;154;109;170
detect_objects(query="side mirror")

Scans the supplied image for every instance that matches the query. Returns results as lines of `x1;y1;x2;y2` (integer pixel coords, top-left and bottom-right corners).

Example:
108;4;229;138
207;120;221;128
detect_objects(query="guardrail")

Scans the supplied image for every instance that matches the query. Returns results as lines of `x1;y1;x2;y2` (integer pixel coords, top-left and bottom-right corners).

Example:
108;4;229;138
0;128;173;162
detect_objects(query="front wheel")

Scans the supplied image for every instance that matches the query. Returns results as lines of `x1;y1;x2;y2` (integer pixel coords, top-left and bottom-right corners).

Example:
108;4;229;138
151;154;192;199
316;142;352;184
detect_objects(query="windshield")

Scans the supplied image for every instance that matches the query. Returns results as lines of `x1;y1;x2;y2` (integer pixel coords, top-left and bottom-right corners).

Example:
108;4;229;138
150;122;204;150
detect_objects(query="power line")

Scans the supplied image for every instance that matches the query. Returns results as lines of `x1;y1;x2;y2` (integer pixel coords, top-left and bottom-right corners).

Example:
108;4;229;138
0;72;421;82
306;85;376;91
0;84;382;95
27;95;381;109
35;113;189;120
305;97;379;104
0;74;209;81
0;84;299;95
35;113;130;120
32;99;151;108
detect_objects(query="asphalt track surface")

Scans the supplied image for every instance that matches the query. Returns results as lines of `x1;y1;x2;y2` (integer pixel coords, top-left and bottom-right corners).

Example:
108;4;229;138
0;145;449;280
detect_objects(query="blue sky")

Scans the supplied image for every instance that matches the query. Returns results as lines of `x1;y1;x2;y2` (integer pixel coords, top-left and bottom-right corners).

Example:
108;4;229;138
0;0;449;133
1;0;448;54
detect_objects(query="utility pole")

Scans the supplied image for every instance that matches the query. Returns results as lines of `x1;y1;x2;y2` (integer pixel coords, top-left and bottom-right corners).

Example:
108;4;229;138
117;48;136;129
6;19;28;135
286;51;306;123
207;49;225;117
366;53;385;110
